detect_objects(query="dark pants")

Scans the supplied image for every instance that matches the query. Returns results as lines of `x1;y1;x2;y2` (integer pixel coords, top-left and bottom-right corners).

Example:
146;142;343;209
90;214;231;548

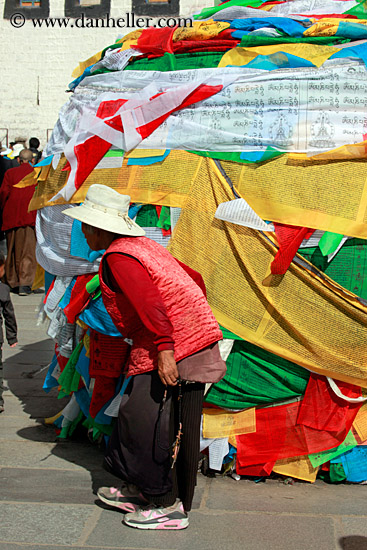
104;371;204;511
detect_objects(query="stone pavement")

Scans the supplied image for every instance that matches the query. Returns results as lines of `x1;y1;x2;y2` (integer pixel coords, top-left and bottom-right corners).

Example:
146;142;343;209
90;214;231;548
1;294;367;550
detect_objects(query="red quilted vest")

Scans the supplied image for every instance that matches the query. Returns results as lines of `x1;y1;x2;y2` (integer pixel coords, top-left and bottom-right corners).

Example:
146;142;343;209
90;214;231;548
99;236;223;376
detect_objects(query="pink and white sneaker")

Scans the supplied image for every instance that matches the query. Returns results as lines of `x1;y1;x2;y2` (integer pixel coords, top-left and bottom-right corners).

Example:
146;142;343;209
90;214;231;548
97;484;148;513
123;500;189;530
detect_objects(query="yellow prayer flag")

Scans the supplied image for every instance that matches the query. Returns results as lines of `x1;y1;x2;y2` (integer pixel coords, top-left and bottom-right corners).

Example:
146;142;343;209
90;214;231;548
14;170;38;189
125;149;167;158
173;19;230;42
203;407;256;439
72;51;103;79
230;154;367;239
31;264;45;291
83;332;90;358
44;410;63;424
37;164;52;183
29;151;200;210
31;149;367;241
29;156;70;210
273;456;319;483
118;30;143;51
218;44;340;69
353;403;367;443
304;18;367;37
168;157;367;386
71;31;141;78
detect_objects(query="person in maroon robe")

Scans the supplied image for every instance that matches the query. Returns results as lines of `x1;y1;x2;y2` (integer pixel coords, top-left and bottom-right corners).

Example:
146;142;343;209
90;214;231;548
0;148;37;295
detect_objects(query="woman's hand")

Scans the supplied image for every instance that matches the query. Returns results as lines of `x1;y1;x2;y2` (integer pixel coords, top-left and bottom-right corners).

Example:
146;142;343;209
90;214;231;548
158;350;178;386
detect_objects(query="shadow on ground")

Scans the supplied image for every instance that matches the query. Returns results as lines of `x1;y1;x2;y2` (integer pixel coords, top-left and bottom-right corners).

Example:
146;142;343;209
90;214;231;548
4;339;66;419
4;340;121;494
339;536;367;549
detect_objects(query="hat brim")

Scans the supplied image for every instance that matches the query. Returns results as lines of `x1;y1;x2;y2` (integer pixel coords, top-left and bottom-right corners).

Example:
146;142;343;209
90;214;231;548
63;204;146;237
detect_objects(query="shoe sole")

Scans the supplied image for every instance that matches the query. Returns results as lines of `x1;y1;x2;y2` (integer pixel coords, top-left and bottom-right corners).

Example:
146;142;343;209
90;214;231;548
97;492;142;513
124;518;189;530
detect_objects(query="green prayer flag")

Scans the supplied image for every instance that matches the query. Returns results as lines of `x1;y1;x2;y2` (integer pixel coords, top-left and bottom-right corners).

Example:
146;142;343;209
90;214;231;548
318;232;344;257
86;274;101;297
157;206;171;231
58;341;83;395
135;205;159;227
345;1;367;19
57;411;84;439
83;416;114;436
220;325;244;340
105;150;124;157
308;431;357;468
189;147;283;164
194;0;265;20
299;238;367;300
206;339;309;410
329;462;347;483
240;36;351;47
126;51;224;73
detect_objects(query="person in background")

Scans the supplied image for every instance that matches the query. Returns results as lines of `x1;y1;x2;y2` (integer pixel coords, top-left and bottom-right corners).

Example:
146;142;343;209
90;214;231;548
63;184;226;531
0;149;38;295
28;137;40;150
1;143;21;170
0;145;15;184
29;137;41;163
10;143;26;161
0;252;17;413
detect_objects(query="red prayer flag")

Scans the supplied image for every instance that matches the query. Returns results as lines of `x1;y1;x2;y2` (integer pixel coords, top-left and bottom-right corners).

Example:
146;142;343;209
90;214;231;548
297;373;362;432
236;398;362;470
236;461;275;477
89;329;130;378
89;376;118;418
136;26;177;55
271;223;314;275
63;273;96;324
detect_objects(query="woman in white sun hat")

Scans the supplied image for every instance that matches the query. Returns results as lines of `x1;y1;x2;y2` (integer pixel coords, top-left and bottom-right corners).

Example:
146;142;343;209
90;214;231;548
63;184;226;530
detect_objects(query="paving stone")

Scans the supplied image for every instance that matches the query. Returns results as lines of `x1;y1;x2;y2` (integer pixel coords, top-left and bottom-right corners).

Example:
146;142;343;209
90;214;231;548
4;339;54;354
5;379;55;398
86;507;192;549
4;354;54;370
0;502;94;545
0;395;27;416
86;509;335;550
0;420;56;442
206;476;367;517
0;394;69;420
0;467;95;504
0;544;174;550
0;440;95;471
190;474;206;510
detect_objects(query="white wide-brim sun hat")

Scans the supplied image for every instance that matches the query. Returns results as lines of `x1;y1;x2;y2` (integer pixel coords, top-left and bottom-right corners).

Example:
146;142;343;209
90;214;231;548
12;143;25;157
63;184;145;237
